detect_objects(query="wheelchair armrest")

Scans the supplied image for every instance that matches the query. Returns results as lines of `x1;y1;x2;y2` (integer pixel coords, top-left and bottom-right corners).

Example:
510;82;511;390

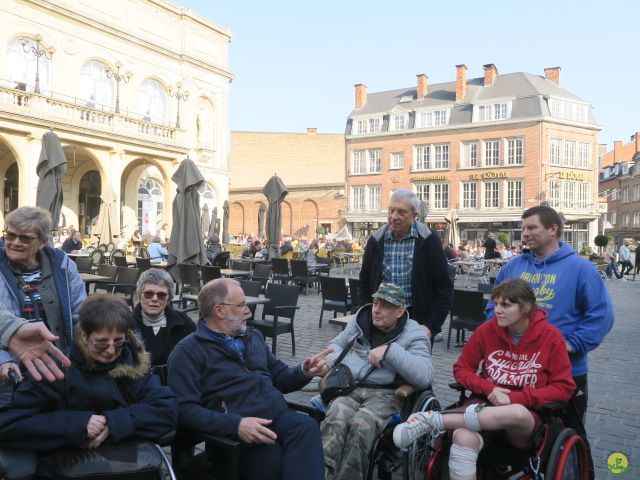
448;382;466;392
272;305;301;311
287;401;325;422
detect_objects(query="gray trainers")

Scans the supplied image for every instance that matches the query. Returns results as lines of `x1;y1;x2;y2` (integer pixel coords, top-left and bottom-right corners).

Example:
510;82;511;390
393;411;444;449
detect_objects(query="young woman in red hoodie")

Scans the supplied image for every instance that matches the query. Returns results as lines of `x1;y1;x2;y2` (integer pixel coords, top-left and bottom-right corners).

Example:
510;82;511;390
393;279;576;480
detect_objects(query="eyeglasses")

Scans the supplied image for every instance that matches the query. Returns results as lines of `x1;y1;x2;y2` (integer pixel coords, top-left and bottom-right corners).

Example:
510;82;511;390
219;302;248;309
89;337;129;351
3;231;39;244
142;291;169;300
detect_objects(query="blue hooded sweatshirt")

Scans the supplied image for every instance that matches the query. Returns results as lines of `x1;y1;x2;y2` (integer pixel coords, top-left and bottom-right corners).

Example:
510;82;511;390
486;242;614;377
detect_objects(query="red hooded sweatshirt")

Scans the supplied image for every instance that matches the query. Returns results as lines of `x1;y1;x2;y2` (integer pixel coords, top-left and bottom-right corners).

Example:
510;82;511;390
453;308;576;409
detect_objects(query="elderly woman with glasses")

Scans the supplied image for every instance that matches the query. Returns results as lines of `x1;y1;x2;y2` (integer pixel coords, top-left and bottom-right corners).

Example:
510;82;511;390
0;206;85;384
131;268;195;367
0;294;178;474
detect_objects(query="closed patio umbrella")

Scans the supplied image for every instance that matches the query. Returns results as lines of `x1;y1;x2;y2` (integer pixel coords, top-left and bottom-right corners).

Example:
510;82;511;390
257;203;266;239
92;186;119;244
418;200;428;223
168;157;207;265
222;201;230;245
36;131;67;238
444;209;460;248
262;175;288;258
201;204;210;235
208;206;218;238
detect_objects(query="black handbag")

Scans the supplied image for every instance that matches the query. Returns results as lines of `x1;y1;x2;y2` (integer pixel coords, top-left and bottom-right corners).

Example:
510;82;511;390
319;337;374;404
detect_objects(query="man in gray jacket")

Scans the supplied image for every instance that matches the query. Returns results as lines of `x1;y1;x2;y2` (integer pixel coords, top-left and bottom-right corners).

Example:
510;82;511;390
321;283;432;480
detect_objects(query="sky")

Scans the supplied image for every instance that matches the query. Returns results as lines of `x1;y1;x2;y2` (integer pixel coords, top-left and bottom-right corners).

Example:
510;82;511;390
181;0;640;150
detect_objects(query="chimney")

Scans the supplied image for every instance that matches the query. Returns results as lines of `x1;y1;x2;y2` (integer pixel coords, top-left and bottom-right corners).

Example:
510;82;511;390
306;127;317;135
483;64;498;86
544;67;561;85
455;64;467;102
416;74;428;99
354;83;367;109
614;140;623;162
635;132;640;153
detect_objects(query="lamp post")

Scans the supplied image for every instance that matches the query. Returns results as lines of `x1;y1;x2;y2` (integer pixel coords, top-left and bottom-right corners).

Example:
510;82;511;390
169;82;189;128
21;34;54;94
105;61;132;114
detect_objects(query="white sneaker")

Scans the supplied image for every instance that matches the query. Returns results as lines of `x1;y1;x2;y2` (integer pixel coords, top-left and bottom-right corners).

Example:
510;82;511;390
393;411;444;449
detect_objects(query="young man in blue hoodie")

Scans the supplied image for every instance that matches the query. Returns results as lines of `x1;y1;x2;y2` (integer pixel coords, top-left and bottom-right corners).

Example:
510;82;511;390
486;205;614;479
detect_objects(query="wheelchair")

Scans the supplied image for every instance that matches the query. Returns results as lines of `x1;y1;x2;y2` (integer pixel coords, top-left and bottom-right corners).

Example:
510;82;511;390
364;386;441;480
415;383;589;480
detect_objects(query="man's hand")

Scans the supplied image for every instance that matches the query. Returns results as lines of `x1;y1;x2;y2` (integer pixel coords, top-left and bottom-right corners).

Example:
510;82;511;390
302;347;334;377
565;341;574;353
237;417;277;445
487;387;511;406
87;425;110;449
86;414;107;439
8;323;71;382
0;362;22;384
419;325;432;338
368;345;389;368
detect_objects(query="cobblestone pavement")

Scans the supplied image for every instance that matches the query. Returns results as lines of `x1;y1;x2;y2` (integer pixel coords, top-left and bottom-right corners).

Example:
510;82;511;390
274;274;639;479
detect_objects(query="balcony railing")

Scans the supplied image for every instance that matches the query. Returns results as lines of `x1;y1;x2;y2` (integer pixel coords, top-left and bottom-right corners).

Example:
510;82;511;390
0;84;179;144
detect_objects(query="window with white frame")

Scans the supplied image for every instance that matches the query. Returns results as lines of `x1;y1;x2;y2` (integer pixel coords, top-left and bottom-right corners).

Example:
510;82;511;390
484;140;500;166
622;187;629;203
351;186;365;210
549;180;561;208
563;141;576;167
356;120;366;135
548;98;589;123
414;145;430;170
483;181;499;208
460;142;478;168
391;114;408;131
634;185;640;201
506;180;523;208
433;145;450;169
461;182;477;208
576;183;590;209
6;37;53;94
634;211;640;227
351;151;365;174
139;79;166;124
415;183;448;210
577;142;590;169
354;117;380;134
610;188;619;201
506;138;524;166
550;139;562;165
368;118;380;133
368;186;381;211
368;150;382;173
476;102;512;122
610;212;617;226
562;181;575;209
390;152;404;169
622;212;630;227
416;109;449;128
415;183;429;204
80;60;114;109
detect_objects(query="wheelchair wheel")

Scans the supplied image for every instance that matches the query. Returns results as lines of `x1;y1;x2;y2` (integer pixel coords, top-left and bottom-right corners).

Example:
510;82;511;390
403;394;441;480
545;428;588;480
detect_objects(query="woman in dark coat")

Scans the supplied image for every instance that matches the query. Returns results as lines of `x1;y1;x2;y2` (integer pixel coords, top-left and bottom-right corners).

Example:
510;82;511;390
0;294;177;476
131;268;196;367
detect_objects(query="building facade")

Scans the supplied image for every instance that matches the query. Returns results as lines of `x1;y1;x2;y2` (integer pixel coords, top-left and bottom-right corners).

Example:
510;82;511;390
0;0;231;240
228;129;346;239
345;64;601;249
599;133;640;243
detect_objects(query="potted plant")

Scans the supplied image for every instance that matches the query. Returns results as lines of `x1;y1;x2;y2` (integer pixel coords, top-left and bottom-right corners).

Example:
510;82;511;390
497;232;510;246
578;245;593;259
594;234;610;254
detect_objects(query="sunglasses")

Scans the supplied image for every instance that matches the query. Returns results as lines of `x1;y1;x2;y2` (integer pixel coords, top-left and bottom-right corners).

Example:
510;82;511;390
3;231;39;244
142;291;169;300
89;337;129;351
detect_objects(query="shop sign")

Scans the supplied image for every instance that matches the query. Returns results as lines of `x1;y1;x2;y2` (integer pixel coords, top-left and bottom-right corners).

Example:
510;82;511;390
471;171;507;180
597;197;608;214
391;175;401;183
412;174;448;181
557;171;587;181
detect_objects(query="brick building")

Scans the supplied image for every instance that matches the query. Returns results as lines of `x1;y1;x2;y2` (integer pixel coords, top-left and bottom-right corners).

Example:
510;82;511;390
599;133;640;243
228;129;346;239
345;64;601;249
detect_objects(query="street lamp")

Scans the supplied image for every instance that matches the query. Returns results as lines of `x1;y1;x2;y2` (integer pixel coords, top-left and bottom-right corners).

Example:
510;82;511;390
169;82;189;128
105;61;132;114
21;34;54;94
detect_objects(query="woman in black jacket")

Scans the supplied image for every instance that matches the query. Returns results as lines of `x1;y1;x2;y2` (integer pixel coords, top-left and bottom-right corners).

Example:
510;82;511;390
132;268;196;367
0;294;177;476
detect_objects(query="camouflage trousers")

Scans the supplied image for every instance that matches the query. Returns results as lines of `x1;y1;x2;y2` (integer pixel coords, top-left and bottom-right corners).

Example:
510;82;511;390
322;387;402;480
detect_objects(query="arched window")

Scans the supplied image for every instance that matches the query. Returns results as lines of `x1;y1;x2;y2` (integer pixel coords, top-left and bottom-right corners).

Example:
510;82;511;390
198;183;217;212
137;177;164;235
79;60;114;110
139;79;167;124
5;37;52;93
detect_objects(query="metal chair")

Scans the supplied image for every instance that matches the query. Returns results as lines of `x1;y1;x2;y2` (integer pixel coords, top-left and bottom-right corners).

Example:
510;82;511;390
94;264;119;293
229;260;251;278
136;257;152;273
74;256;93;274
314;256;331;276
89;250;104;271
177;264;201;297
462;261;490;288
319;276;351;328
248;283;299;355
270;258;290;284
108;267;140;307
111;249;127;267
252;263;272;294
201;265;222;284
446;289;486;350
290;259;317;295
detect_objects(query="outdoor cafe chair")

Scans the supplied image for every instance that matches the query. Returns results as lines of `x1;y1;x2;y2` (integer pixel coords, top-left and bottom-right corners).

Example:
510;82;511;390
177;264;201;306
108;267;140;307
239;280;261;320
93;264;119;293
136;257;152;273
138;247;150;259
252;263;272;294
89;249;104;271
319;276;351;328
290;259;317;295
111;248;127;267
229;260;251;278
314;256;331;276
348;277;360;314
248;283;299;355
74;256;93;274
446;289;486;350
462;261;490;288
106;242;115;252
211;251;231;268
270;258;290;284
201;265;222;284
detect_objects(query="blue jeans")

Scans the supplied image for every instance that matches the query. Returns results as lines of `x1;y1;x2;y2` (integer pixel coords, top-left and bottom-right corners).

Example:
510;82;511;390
237;408;324;480
607;259;622;279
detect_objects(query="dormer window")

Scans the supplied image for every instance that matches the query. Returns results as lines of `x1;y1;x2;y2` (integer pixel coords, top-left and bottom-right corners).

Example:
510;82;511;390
548;98;589;123
353;116;381;135
415;108;450;128
474;101;512;122
390;113;409;131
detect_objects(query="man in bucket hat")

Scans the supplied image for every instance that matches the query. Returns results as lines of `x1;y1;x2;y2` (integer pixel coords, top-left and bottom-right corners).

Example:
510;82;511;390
321;283;432;480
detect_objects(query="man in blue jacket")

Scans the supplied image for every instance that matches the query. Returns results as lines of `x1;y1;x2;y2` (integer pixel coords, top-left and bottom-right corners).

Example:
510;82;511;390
168;278;330;480
486;205;613;479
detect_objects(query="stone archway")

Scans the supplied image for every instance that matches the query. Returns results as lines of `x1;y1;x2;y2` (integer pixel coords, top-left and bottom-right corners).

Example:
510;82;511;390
231;201;245;235
299;199;319;238
281;201;292;236
0;135;22;228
